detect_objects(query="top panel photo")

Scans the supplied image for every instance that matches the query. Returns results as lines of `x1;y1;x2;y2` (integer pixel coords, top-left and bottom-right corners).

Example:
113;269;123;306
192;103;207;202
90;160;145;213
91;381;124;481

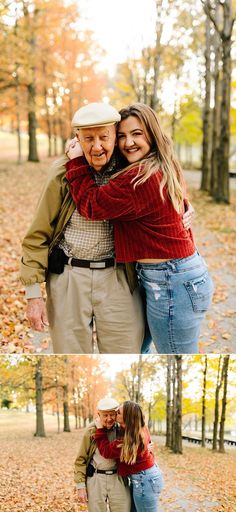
0;0;235;355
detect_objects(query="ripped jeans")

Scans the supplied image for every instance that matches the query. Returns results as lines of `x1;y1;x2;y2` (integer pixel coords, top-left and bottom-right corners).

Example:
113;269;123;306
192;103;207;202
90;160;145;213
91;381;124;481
136;251;214;354
129;464;164;512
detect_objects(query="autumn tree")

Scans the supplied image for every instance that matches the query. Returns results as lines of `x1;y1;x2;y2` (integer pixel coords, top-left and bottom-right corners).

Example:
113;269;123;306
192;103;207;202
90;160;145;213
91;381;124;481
0;0;107;162
201;355;208;447
34;357;46;437
219;355;230;453
201;0;235;203
166;355;172;448
166;356;182;454
212;355;223;450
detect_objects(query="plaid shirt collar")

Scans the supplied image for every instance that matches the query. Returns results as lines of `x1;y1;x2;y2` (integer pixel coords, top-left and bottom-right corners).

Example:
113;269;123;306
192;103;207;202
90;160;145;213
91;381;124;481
90;149;121;185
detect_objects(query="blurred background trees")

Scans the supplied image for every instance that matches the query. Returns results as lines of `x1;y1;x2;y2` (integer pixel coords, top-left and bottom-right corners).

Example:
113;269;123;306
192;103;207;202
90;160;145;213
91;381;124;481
0;355;235;455
0;0;235;203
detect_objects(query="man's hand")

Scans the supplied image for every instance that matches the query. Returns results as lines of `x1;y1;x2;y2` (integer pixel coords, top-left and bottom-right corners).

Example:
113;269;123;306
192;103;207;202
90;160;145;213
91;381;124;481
148;440;154;452
26;298;49;331
77;488;88;503
94;416;103;429
65;137;83;160
182;201;195;230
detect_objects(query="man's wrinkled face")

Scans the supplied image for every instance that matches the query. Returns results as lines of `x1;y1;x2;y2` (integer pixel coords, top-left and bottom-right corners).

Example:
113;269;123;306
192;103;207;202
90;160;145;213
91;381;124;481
77;125;116;172
98;409;117;429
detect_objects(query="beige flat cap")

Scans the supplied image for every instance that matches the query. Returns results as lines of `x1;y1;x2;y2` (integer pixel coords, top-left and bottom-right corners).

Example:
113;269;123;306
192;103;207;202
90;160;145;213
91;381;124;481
72;102;121;129
97;397;119;411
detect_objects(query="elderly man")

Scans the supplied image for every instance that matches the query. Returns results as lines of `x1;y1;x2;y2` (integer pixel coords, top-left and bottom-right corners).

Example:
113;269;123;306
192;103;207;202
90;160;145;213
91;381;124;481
74;397;131;512
21;103;145;354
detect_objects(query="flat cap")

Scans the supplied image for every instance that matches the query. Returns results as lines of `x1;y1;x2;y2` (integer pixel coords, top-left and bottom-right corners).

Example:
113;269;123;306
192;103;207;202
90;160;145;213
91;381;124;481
97;397;119;411
72;102;121;129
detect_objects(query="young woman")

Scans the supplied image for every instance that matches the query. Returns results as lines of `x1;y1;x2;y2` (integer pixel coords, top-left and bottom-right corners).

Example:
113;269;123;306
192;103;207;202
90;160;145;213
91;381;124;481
66;103;214;354
94;400;164;512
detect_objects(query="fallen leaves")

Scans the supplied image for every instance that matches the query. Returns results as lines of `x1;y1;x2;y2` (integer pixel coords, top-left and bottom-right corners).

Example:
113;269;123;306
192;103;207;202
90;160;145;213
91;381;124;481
1;412;236;512
156;443;236;512
0;160;49;353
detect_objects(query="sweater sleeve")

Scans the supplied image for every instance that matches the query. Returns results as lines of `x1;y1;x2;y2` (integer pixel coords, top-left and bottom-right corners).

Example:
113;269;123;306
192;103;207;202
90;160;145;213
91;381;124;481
94;429;122;459
66;157;141;221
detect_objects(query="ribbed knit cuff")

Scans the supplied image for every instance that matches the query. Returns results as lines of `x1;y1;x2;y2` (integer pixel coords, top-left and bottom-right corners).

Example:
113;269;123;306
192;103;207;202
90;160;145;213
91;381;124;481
76;483;86;489
25;283;42;299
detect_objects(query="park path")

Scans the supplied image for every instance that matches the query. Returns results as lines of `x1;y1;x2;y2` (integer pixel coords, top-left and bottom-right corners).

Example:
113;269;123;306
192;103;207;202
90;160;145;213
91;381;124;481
29;170;236;354
159;460;219;511
154;435;221;512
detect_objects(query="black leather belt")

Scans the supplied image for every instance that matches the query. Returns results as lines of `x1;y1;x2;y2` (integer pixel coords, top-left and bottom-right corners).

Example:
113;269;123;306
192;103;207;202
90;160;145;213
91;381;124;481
96;469;117;475
65;257;115;269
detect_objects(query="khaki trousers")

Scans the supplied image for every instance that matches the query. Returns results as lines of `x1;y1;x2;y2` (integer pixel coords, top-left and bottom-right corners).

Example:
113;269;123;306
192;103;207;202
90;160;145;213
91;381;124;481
46;265;144;353
87;473;131;512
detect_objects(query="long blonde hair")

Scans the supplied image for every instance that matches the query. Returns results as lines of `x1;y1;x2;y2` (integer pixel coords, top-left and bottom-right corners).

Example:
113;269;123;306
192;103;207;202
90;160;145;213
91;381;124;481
120;401;147;465
117;103;185;213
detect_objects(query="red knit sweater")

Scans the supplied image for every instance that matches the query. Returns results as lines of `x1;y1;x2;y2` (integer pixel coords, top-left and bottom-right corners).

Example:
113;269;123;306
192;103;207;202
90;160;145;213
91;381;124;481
66;157;195;263
94;427;154;476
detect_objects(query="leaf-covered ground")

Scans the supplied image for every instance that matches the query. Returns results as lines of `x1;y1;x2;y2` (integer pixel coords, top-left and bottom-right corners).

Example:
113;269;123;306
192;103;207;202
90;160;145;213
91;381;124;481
0;160;235;353
0;411;235;512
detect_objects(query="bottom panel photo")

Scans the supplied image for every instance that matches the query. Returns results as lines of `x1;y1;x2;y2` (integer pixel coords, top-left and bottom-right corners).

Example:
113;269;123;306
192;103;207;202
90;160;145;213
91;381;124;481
0;354;235;512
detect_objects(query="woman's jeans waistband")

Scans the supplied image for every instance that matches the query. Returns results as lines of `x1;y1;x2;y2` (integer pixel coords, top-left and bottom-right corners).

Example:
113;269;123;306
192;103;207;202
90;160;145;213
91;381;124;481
136;250;203;272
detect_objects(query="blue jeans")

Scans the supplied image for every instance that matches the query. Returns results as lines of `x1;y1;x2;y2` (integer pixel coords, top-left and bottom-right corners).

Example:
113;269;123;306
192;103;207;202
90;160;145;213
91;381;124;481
129;465;164;512
136;251;214;354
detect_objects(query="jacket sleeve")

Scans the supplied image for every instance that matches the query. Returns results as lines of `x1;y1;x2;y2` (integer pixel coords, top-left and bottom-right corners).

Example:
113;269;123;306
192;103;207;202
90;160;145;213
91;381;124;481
20;157;68;286
66;157;139;221
94;429;122;459
74;426;96;485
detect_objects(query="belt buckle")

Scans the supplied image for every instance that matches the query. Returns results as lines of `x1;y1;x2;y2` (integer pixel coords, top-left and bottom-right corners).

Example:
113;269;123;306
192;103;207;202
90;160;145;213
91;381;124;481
105;470;113;475
90;261;106;269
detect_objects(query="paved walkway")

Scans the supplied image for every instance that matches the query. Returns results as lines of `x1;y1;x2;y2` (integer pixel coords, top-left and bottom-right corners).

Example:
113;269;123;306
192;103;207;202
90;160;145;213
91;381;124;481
155;435;221;511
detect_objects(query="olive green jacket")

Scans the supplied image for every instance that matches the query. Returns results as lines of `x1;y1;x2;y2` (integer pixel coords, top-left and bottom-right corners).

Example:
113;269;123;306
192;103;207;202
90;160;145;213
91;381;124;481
20;156;138;292
74;423;97;486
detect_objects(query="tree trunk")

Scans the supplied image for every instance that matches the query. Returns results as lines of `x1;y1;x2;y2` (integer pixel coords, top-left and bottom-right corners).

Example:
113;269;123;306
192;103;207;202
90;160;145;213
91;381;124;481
42;61;52;157
14;16;22;165
63;384;71;432
59;114;66;154
173;356;182;454
53;114;58;156
201;355;208;447
70;362;78;429
135;355;143;403
27;30;39;162
55;375;60;434
203;0;234;203
150;0;163;110
201;15;211;191
34;358;46;437
171;357;176;451
216;34;231;203
210;5;221;197
219;355;230;453
212;355;223;451
15;75;22;165
166;355;172;448
63;356;70;432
